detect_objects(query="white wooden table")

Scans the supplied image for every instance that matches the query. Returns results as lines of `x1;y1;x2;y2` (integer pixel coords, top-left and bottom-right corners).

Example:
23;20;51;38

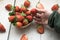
0;0;60;40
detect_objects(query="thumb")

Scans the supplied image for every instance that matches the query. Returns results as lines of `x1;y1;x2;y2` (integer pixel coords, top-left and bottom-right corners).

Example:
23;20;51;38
36;8;46;13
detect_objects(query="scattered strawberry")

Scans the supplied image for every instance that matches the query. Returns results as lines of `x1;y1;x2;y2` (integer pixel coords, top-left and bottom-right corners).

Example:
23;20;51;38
25;11;31;15
20;34;28;40
51;4;59;11
0;23;6;32
5;4;12;11
37;25;44;34
16;22;23;28
15;6;20;12
16;15;24;22
23;19;29;25
31;8;37;16
36;2;44;9
26;15;33;21
24;0;30;7
15;12;20;15
8;16;15;22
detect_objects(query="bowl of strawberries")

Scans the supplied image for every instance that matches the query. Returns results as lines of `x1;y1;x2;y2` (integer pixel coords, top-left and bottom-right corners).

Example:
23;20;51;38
5;0;38;29
8;11;33;28
5;0;38;28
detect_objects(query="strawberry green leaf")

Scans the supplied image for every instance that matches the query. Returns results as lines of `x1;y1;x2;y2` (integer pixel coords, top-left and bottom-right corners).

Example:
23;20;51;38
24;19;28;22
37;24;41;28
21;12;26;16
11;6;15;11
12;16;17;26
9;12;15;16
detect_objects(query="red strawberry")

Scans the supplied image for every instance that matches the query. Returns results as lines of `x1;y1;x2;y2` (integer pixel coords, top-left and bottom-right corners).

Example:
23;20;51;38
26;15;33;21
21;6;27;12
15;12;20;15
16;15;24;22
37;25;44;34
15;6;20;12
19;8;23;13
5;4;12;11
22;8;27;13
25;11;31;15
0;23;6;32
16;22;23;28
36;2;44;9
23;19;29;25
20;34;28;40
51;4;59;11
8;16;15;22
31;8;37;16
24;0;30;7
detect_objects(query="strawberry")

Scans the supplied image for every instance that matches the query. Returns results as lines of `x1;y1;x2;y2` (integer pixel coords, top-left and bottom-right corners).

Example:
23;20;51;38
23;19;29;25
15;6;20;12
5;4;12;11
25;11;31;15
36;2;44;9
0;23;6;32
51;4;59;11
16;15;24;22
24;0;30;7
16;22;23;28
21;5;27;12
15;12;20;15
31;8;37;16
22;7;27;13
19;8;23;13
20;34;28;40
26;15;33;21
37;25;44;34
8;16;15;22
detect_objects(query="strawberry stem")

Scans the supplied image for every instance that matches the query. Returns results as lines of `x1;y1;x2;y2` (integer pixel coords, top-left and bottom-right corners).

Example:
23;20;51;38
37;24;41;28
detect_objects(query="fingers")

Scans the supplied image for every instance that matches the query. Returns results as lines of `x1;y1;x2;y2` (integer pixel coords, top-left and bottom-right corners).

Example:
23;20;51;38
36;13;45;19
35;21;42;24
34;14;48;25
36;8;46;13
33;13;45;21
33;16;41;21
33;8;48;25
35;19;48;25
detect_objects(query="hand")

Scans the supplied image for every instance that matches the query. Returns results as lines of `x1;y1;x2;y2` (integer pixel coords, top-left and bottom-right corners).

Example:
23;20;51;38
34;9;50;25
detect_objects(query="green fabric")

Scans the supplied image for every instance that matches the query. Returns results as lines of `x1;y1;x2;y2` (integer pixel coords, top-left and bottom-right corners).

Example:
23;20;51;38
48;11;60;33
48;11;56;28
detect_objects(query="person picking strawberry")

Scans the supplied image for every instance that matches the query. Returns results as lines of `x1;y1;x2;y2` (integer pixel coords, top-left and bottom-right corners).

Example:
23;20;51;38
34;4;60;33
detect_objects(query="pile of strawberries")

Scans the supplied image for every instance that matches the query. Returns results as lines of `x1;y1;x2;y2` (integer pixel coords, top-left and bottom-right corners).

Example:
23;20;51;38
5;0;38;28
